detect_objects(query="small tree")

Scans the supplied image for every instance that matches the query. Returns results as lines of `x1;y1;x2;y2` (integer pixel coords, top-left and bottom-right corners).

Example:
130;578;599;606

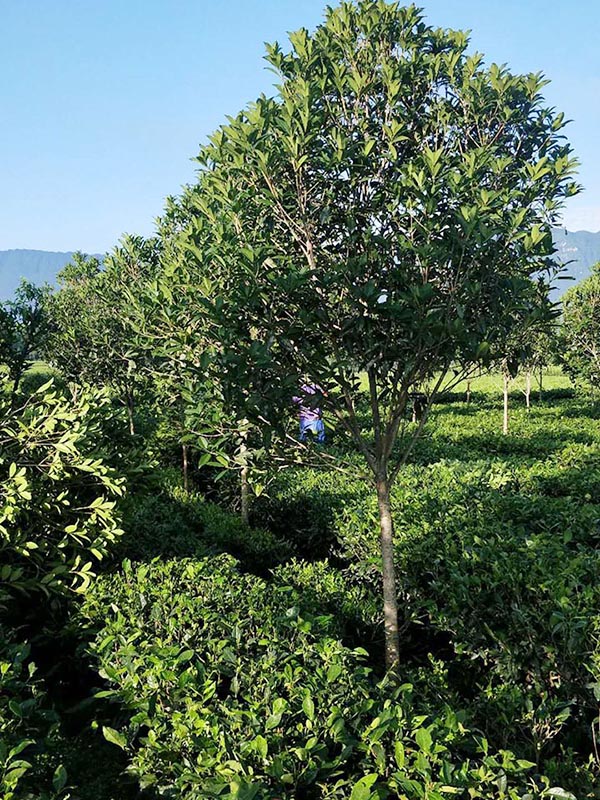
120;199;270;522
497;294;557;434
46;240;159;433
561;263;600;393
0;280;52;404
173;2;576;669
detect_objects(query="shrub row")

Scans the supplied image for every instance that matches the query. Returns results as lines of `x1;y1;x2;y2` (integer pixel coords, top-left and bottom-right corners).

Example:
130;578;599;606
81;555;568;799
115;473;294;573
254;400;600;788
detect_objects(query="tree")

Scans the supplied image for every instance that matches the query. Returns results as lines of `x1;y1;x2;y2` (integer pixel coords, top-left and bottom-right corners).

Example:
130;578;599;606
164;1;577;669
496;292;557;434
113;190;287;523
46;240;160;434
561;263;600;393
0;280;52;404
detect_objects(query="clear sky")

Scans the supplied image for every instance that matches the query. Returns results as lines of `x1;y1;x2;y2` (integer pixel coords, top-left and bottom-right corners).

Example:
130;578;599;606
1;0;598;253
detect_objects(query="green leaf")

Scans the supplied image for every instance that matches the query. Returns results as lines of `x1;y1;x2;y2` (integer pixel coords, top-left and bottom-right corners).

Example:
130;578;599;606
102;726;127;750
350;773;379;800
302;693;315;721
253;735;268;760
53;763;68;792
415;727;432;753
394;741;405;769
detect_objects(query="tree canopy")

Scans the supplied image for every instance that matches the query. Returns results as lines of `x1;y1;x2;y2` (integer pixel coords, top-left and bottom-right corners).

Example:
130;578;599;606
162;1;578;667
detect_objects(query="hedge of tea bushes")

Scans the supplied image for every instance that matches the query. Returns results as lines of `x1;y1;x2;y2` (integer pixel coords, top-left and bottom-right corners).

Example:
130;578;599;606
0;627;69;800
252;399;600;789
0;380;131;799
114;474;294;572
80;555;570;799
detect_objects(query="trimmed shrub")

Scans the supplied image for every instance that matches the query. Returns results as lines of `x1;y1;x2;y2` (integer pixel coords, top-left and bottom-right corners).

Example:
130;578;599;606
81;556;566;799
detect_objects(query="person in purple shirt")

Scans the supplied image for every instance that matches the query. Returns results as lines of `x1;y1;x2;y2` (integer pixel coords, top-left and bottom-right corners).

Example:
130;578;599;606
293;383;327;444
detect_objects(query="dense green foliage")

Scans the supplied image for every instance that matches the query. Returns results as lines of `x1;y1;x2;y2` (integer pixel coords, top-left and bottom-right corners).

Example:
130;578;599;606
0;281;52;404
0;378;124;605
1;3;596;798
561;262;600;389
81;556;559;799
52;391;594;798
148;0;579;669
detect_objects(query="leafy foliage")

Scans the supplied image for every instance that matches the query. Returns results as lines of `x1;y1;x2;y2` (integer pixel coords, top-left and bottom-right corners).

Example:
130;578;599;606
81;555;560;799
0;628;67;800
161;0;580;667
0;377;124;606
0;280;52;403
561;262;600;389
45;241;160;433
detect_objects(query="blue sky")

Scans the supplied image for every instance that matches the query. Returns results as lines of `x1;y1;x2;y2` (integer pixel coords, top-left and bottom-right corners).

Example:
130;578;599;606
1;0;598;253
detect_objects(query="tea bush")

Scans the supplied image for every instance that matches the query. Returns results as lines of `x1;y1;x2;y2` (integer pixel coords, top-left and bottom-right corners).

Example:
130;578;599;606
115;474;293;572
254;398;600;786
0;627;67;800
81;556;566;799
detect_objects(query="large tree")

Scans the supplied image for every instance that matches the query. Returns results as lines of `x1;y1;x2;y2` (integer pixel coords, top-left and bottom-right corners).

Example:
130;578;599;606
163;1;577;669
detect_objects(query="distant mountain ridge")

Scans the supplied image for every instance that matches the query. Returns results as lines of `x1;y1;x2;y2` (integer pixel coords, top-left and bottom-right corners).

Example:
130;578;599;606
551;228;600;291
0;249;101;301
1;231;599;301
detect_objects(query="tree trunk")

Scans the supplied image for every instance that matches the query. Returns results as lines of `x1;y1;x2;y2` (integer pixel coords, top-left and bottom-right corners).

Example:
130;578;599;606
182;444;189;492
241;465;250;526
376;474;400;671
126;391;135;435
466;380;471;405
9;363;25;409
503;372;509;435
525;371;531;412
239;421;250;526
538;364;543;404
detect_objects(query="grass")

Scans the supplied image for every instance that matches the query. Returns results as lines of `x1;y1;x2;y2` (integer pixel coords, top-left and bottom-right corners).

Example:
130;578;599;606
358;365;573;396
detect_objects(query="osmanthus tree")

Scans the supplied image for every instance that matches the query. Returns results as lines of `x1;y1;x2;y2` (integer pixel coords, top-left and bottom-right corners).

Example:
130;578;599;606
561;263;600;392
496;289;558;434
174;1;577;669
46;238;160;434
119;191;278;522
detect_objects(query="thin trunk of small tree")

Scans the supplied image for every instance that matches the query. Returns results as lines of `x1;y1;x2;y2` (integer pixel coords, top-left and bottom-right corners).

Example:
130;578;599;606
538;364;543;404
239;420;250;525
525;370;531;412
466;379;471;405
376;473;400;670
9;363;25;409
241;465;250;526
503;372;509;435
126;390;135;435
182;444;189;491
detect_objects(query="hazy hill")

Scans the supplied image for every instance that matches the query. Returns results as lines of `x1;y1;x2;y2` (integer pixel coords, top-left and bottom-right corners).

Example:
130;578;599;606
0;249;102;300
551;228;600;291
1;231;599;301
